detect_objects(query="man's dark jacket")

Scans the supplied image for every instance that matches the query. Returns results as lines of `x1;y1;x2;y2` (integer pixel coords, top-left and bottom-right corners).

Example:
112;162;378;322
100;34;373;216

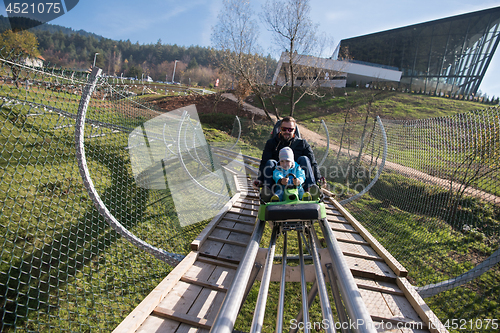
258;133;321;182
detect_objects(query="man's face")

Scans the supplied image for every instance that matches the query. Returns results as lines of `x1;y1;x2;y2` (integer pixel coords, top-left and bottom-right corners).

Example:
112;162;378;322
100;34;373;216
280;121;295;140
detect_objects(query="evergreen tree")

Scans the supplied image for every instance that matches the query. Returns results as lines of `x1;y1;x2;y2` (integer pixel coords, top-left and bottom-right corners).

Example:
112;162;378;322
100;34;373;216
187;57;198;69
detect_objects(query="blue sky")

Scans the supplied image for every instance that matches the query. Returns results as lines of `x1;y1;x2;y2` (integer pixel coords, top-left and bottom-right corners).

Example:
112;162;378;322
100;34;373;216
2;0;500;97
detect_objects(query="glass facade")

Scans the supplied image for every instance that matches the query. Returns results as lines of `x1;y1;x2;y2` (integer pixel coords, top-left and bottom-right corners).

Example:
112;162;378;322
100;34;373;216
339;7;500;95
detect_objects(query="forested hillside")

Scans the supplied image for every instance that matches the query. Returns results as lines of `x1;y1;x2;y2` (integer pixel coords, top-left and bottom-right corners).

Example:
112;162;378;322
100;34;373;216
0;16;277;87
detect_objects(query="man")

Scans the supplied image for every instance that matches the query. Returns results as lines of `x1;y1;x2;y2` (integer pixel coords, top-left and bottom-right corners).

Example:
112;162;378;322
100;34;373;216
253;116;323;201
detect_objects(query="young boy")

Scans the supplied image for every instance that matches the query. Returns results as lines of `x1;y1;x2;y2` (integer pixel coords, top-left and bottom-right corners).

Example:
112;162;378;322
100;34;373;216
271;147;312;201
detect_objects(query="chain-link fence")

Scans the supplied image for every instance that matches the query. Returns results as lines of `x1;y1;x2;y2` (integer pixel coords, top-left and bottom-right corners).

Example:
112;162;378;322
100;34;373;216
324;111;499;330
0;52;240;331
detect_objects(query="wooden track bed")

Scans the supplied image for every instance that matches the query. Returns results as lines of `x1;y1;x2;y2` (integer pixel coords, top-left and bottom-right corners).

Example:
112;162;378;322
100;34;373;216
113;176;447;333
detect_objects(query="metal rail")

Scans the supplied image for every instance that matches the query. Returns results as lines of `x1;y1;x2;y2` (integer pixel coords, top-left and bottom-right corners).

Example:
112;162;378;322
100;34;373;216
210;219;266;333
211;208;381;333
250;225;279;333
309;225;336;333
298;229;311;333
319;218;377;333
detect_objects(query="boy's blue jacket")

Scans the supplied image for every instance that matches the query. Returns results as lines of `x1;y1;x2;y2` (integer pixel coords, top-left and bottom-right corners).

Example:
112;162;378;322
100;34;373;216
273;162;305;185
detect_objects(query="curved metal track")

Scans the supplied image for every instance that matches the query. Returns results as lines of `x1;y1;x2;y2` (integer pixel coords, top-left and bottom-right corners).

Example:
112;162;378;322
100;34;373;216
75;68;184;266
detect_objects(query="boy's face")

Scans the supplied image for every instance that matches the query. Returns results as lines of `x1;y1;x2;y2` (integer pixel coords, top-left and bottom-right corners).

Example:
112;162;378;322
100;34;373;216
280;159;293;170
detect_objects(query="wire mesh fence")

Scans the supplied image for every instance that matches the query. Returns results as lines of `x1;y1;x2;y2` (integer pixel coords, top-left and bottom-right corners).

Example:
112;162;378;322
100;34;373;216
0;52;232;331
329;111;500;329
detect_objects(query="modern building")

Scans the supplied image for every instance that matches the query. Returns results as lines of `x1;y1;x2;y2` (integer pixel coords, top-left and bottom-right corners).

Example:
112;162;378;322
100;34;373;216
273;6;500;96
340;6;500;96
271;52;402;88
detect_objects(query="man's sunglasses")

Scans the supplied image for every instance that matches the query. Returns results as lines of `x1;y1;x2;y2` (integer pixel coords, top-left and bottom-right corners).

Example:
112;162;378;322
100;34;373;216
281;127;295;133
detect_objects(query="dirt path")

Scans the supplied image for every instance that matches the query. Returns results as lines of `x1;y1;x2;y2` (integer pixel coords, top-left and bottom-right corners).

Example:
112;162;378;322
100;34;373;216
221;93;328;146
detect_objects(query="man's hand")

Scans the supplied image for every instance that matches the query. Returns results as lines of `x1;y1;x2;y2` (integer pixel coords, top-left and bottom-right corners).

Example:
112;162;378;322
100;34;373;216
253;179;263;189
317;177;326;188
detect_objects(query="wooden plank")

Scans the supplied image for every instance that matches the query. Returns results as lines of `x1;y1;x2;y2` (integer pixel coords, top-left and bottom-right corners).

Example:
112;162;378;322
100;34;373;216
240;193;259;199
344;256;398;282
215;225;253;235
217;243;247;264
231;204;259;212
135;270;209;332
358;283;404;297
218;220;255;234
397;277;449;333
176;292;223;333
359;288;395;319
327;214;348;223
112;252;198;333
196;256;239;270
191;193;242;251
224;212;256;223
135;315;180;333
330;199;408;277
382;293;424;323
337;241;381;259
214;227;253;263
354;277;404;296
234;203;260;211
333;230;368;243
236;197;260;204
159;267;215;308
180;276;228;292
151;259;222;331
221;216;256;226
337;237;370;246
227;209;257;218
198;238;226;259
182;261;217;281
181;266;235;331
343;250;385;262
327;221;358;233
152;307;212;330
207;236;248;248
331;226;360;234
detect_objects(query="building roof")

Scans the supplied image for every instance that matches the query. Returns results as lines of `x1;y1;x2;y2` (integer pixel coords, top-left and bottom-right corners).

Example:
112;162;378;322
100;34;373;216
339;6;500;95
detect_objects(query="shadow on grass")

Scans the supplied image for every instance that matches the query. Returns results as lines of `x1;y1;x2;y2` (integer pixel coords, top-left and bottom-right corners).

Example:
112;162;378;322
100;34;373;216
367;172;500;237
0;141;157;330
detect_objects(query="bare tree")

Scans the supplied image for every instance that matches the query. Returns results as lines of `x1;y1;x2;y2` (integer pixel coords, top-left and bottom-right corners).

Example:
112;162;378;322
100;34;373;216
211;0;275;123
262;0;329;116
